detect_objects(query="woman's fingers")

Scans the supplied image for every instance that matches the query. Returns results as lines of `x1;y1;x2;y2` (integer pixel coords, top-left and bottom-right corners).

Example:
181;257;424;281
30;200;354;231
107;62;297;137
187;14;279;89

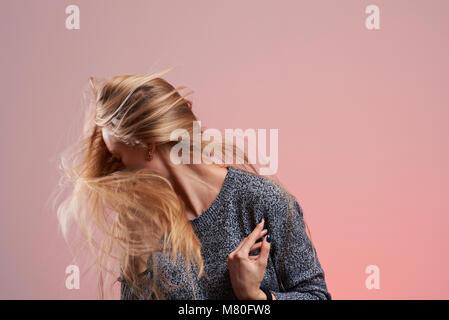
249;240;263;253
249;232;270;260
239;219;265;254
232;219;265;254
257;235;271;266
249;229;267;251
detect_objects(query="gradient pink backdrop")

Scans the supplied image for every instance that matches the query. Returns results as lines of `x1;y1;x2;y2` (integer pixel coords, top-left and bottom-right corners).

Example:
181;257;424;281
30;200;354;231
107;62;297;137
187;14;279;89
1;0;448;299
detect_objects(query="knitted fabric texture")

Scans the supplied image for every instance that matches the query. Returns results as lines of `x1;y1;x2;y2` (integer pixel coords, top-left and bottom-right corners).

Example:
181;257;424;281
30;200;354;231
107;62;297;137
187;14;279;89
120;166;332;300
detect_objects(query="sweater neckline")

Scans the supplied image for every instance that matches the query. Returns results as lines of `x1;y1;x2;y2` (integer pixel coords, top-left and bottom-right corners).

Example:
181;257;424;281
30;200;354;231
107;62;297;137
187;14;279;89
189;166;236;226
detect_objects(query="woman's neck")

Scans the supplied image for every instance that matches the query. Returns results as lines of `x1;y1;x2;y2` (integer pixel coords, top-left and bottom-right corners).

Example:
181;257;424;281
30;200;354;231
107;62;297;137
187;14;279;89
164;162;228;220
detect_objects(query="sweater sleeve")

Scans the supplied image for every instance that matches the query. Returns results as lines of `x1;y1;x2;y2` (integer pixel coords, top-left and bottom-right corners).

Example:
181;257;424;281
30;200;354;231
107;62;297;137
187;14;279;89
261;184;332;300
120;276;139;300
118;268;154;300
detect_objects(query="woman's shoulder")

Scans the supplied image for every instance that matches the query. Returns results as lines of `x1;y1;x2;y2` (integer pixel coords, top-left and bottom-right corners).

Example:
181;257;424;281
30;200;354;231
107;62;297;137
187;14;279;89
228;166;294;210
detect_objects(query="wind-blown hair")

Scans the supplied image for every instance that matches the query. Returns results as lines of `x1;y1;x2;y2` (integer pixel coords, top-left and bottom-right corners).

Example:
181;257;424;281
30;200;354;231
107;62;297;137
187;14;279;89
54;66;317;299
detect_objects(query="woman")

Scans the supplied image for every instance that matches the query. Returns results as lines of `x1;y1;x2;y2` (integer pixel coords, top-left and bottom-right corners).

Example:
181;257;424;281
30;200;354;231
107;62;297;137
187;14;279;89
56;66;331;300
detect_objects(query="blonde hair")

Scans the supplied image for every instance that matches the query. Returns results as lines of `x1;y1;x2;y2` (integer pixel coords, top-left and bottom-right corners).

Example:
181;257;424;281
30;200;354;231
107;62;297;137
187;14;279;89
54;66;318;299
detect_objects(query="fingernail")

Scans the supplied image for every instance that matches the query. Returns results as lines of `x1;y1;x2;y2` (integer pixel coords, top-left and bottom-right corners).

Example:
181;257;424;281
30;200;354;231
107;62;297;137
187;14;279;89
266;234;271;243
262;228;267;232
258;217;263;224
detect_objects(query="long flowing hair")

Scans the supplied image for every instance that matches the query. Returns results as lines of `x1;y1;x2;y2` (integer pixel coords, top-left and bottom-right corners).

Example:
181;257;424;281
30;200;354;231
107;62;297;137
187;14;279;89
54;66;318;299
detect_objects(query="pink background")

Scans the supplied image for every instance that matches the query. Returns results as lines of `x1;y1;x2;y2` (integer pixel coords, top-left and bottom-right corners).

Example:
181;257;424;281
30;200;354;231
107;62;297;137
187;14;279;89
1;0;448;299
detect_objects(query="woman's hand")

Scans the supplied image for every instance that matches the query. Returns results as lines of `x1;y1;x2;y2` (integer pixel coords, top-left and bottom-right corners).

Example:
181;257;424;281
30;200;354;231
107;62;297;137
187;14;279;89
227;218;271;300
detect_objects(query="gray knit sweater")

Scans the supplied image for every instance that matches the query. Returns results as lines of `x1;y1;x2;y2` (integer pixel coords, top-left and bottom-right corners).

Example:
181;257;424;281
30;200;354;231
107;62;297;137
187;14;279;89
120;166;331;300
